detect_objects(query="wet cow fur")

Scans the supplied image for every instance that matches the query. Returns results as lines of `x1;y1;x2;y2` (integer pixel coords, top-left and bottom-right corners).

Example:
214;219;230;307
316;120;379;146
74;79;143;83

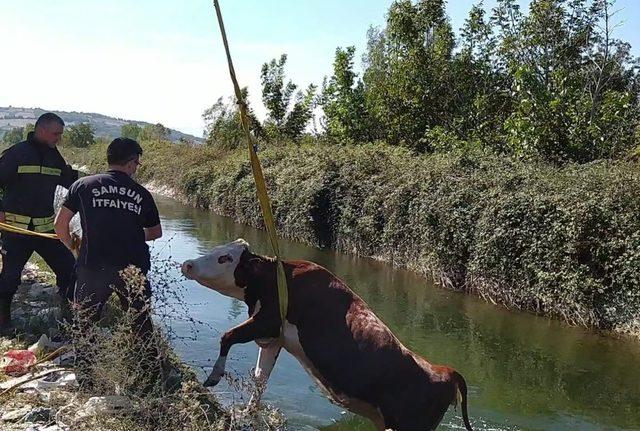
182;239;474;431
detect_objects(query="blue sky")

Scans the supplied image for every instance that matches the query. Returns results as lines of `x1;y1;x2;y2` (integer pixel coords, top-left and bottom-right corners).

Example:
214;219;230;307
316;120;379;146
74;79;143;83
1;0;638;136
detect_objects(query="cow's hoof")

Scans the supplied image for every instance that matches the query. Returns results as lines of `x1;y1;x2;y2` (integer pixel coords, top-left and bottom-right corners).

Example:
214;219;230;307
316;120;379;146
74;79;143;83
203;371;223;387
203;376;221;387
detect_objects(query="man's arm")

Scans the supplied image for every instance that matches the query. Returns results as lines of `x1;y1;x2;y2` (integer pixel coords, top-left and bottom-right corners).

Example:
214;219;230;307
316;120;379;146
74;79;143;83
144;223;162;241
0;148;18;223
54;206;76;250
59;164;79;189
142;191;162;241
55;148;79;189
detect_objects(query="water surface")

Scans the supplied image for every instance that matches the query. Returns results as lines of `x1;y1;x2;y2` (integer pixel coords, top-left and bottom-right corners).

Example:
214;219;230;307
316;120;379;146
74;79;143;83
150;194;640;431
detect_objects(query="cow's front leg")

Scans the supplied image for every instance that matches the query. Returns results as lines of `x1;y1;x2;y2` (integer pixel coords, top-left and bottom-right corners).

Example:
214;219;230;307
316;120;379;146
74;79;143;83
247;343;282;410
204;354;228;387
204;316;280;387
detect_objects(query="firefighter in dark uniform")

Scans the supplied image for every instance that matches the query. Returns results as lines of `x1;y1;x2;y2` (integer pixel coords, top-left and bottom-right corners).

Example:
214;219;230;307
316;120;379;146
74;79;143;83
54;137;162;336
0;113;78;335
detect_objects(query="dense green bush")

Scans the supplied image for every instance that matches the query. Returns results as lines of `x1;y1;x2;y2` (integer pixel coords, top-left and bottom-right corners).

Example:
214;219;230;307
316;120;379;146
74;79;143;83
468;161;640;335
63;141;640;338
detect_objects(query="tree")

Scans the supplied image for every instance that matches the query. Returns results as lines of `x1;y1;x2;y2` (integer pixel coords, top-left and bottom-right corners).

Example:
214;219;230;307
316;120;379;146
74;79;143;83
355;0;639;161
2;127;24;145
63;123;95;148
281;85;317;140
501;0;640;162
320;47;373;143
261;54;317;141
203;97;243;148
22;123;35;140
451;3;511;149
363;0;456;150
203;87;264;148
140;123;170;141
121;123;142;140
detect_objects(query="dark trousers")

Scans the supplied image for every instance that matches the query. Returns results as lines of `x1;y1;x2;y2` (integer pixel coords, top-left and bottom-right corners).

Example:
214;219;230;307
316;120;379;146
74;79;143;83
0;232;76;301
74;265;153;336
73;265;158;389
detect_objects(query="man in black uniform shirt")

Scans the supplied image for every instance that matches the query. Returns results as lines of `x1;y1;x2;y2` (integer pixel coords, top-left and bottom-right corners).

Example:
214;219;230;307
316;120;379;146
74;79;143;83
54;137;162;334
0;113;78;335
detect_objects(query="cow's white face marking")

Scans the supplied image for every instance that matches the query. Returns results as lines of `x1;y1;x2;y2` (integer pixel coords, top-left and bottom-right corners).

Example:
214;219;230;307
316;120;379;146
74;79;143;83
181;238;248;300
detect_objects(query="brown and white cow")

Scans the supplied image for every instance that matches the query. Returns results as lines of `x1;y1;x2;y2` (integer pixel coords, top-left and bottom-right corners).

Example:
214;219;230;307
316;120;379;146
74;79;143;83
181;239;474;431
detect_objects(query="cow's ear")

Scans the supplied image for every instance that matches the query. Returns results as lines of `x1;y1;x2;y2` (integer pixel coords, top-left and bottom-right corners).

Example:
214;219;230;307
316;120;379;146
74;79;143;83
234;255;263;288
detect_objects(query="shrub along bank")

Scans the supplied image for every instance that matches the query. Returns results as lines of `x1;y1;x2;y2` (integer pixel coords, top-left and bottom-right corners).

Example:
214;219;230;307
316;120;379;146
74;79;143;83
64;141;640;338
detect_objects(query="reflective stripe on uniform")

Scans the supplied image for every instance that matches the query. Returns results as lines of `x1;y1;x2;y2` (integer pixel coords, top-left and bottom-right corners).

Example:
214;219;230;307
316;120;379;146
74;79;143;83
4;212;55;232
17;165;42;174
32;216;55;225
34;222;55;233
5;213;32;224
5;221;29;230
16;165;61;176
41;167;61;176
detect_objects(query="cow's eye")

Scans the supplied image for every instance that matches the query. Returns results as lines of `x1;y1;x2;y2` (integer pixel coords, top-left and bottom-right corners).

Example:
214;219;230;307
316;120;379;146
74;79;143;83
218;254;233;264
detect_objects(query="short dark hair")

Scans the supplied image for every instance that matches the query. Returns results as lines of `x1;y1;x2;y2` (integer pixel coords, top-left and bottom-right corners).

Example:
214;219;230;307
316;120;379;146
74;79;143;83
107;137;143;165
35;112;65;129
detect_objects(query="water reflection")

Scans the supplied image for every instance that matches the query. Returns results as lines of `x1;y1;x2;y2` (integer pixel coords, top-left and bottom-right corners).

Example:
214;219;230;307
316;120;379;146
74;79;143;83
152;195;640;431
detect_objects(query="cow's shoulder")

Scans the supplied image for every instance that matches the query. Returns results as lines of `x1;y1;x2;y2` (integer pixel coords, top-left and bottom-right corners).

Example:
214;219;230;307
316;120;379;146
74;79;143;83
286;260;352;293
286;260;327;279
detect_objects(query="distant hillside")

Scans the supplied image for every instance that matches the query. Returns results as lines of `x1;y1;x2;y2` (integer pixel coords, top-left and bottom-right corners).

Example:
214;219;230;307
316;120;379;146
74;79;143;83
0;106;203;143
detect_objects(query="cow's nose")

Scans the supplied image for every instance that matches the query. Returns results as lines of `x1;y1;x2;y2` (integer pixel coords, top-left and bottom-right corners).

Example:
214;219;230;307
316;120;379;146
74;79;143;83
181;261;195;278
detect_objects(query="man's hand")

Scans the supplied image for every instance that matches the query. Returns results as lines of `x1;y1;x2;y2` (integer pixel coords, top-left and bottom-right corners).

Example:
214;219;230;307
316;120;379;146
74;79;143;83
0;211;5;224
144;223;162;241
54;206;76;251
70;232;81;258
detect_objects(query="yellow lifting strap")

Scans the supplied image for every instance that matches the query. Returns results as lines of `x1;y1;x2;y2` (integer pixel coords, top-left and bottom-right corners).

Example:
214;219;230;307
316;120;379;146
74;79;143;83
213;0;289;329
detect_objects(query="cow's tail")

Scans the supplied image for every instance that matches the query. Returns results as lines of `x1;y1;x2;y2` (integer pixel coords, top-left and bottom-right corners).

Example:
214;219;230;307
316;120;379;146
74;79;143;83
453;371;474;431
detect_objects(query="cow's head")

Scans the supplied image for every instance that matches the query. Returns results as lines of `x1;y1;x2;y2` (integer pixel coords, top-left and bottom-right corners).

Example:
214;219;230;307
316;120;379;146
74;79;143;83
181;238;250;300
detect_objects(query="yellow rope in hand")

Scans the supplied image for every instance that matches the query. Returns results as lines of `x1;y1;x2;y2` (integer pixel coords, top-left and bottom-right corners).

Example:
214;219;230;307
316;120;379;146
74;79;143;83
0;221;58;239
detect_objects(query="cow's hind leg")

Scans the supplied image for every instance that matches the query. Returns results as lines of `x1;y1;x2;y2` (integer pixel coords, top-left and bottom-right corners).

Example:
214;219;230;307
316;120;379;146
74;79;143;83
421;400;452;431
387;399;450;431
248;342;282;409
